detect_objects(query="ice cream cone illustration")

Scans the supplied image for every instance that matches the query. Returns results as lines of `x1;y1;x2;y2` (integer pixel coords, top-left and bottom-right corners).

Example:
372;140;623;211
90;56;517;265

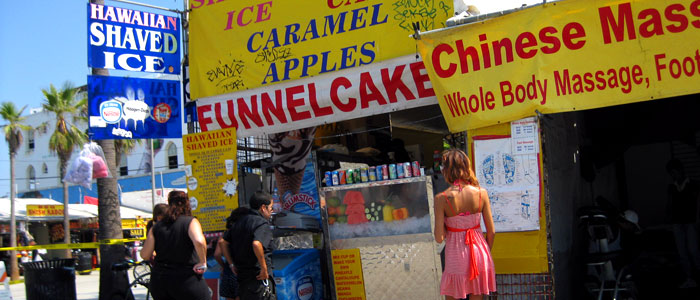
269;127;316;204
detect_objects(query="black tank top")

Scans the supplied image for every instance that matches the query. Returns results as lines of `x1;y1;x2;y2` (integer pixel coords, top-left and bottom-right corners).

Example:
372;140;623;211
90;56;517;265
153;216;198;268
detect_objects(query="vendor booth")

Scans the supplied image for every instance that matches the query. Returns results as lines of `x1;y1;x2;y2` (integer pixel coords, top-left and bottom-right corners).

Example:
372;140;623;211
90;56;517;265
415;0;700;298
186;0;462;299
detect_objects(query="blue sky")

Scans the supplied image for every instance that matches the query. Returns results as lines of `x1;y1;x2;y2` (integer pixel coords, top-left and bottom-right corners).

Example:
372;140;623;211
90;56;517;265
0;0;542;196
0;0;184;196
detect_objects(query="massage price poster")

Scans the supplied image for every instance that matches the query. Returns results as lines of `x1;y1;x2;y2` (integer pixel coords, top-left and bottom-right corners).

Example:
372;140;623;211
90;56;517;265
473;137;541;232
183;128;238;232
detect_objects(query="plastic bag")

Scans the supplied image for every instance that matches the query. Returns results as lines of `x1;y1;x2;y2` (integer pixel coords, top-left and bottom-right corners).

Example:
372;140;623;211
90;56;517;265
63;155;93;189
62;142;112;189
84;142;111;179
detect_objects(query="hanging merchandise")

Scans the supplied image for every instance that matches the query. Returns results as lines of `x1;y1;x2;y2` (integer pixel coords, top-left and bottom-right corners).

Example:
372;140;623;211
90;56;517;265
83;142;111;179
64;155;94;189
63;142;113;189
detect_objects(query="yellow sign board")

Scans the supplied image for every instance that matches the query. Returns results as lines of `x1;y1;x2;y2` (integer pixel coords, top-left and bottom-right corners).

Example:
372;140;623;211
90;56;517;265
188;0;453;99
26;205;64;217
417;0;700;131
331;248;366;300
183;128;239;232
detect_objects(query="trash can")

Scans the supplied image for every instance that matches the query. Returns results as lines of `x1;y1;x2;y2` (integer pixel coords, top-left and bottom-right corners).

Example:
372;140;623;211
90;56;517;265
22;259;77;300
76;252;92;275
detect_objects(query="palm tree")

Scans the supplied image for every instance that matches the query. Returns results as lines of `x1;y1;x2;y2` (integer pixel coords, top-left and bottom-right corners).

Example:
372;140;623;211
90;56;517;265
41;82;88;252
0;102;29;280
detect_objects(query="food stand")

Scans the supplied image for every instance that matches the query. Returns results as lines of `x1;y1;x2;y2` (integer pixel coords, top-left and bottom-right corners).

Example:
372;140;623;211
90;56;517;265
322;176;441;299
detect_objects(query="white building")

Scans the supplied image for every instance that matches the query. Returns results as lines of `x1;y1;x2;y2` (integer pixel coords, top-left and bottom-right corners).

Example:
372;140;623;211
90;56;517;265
11;107;186;198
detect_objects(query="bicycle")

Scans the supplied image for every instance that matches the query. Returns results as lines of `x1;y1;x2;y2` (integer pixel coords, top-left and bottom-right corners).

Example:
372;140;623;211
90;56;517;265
112;259;152;300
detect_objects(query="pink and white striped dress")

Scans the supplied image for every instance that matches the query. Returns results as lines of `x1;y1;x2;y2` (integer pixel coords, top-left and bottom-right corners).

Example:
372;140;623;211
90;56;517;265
440;190;496;298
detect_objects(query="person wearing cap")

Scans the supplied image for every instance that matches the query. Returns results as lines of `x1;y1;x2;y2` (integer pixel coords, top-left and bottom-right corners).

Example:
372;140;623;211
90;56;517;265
666;158;700;289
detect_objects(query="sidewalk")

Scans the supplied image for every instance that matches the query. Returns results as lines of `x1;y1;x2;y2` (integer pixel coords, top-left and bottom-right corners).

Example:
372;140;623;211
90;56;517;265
8;270;149;300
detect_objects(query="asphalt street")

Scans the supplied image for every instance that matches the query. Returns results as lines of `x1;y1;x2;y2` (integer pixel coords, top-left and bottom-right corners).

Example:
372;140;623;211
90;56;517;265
8;270;149;300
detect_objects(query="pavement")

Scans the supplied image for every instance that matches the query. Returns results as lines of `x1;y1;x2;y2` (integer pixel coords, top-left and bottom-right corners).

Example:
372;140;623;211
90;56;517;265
8;270;150;300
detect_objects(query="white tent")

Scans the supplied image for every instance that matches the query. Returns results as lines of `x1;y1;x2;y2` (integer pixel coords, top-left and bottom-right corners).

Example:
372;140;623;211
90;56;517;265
70;203;151;219
120;188;178;212
0;198;96;221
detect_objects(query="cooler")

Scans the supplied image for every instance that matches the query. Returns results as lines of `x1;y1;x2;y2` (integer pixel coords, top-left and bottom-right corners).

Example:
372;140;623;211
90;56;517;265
271;249;323;300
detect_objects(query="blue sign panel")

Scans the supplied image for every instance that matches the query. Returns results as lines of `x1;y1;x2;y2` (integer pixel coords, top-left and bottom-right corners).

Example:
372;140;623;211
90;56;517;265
88;75;182;139
87;3;181;74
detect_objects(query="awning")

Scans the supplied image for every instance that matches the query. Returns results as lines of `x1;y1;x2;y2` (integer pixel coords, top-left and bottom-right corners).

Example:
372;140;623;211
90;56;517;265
120;189;176;212
70;204;151;220
0;198;96;221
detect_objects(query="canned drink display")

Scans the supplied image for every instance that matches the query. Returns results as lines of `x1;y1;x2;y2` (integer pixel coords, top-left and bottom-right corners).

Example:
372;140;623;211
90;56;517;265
369;166;377;181
360;168;369;182
412;161;421;177
381;164;389;179
325;171;333;186
397;163;405;178
339;170;347;185
332;171;339;185
404;162;412;178
346;169;354;184
354;168;361;183
389;164;397;179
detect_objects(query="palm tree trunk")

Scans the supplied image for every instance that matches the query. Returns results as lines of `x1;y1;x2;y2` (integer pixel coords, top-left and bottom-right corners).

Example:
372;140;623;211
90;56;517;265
62;179;71;258
96;139;133;300
89;5;132;294
9;153;19;280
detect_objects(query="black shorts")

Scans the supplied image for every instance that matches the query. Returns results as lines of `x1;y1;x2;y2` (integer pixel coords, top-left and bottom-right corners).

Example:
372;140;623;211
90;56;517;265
238;277;275;300
150;268;210;300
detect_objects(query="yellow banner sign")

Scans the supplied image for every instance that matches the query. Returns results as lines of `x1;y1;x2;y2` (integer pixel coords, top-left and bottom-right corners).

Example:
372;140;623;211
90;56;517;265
26;205;64;217
331;248;366;300
189;0;454;99
417;0;700;131
183;128;239;232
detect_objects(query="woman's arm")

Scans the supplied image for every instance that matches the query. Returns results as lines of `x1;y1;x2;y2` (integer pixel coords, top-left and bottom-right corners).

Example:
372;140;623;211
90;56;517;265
188;218;208;274
139;227;155;261
434;193;446;244
481;189;496;250
214;237;225;268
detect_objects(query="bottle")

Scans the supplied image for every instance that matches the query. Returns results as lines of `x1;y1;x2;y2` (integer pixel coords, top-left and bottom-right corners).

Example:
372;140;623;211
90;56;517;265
272;188;282;213
433;150;441;173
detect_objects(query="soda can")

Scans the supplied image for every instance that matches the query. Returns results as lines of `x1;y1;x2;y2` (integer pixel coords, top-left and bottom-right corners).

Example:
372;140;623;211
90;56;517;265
369;166;377;181
346;169;354;184
354;168;361;183
412;161;421;177
332;171;339;186
397;163;405;178
325;171;333;186
404;162;412;178
339;170;347;185
381;164;389;180
360;168;369;182
389;164;397;179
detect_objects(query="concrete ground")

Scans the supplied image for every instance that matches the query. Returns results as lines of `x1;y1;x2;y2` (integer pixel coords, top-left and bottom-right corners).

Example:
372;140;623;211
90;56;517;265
8;270;149;300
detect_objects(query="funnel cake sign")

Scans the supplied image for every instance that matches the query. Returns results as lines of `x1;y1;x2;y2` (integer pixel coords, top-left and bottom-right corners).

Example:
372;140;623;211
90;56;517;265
87;75;182;139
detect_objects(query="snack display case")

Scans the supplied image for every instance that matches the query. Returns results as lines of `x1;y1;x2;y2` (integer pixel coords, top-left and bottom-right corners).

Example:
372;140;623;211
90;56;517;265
321;176;442;300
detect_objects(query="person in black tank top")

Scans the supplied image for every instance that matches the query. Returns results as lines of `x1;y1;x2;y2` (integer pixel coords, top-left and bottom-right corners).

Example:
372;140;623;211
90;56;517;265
140;190;210;300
